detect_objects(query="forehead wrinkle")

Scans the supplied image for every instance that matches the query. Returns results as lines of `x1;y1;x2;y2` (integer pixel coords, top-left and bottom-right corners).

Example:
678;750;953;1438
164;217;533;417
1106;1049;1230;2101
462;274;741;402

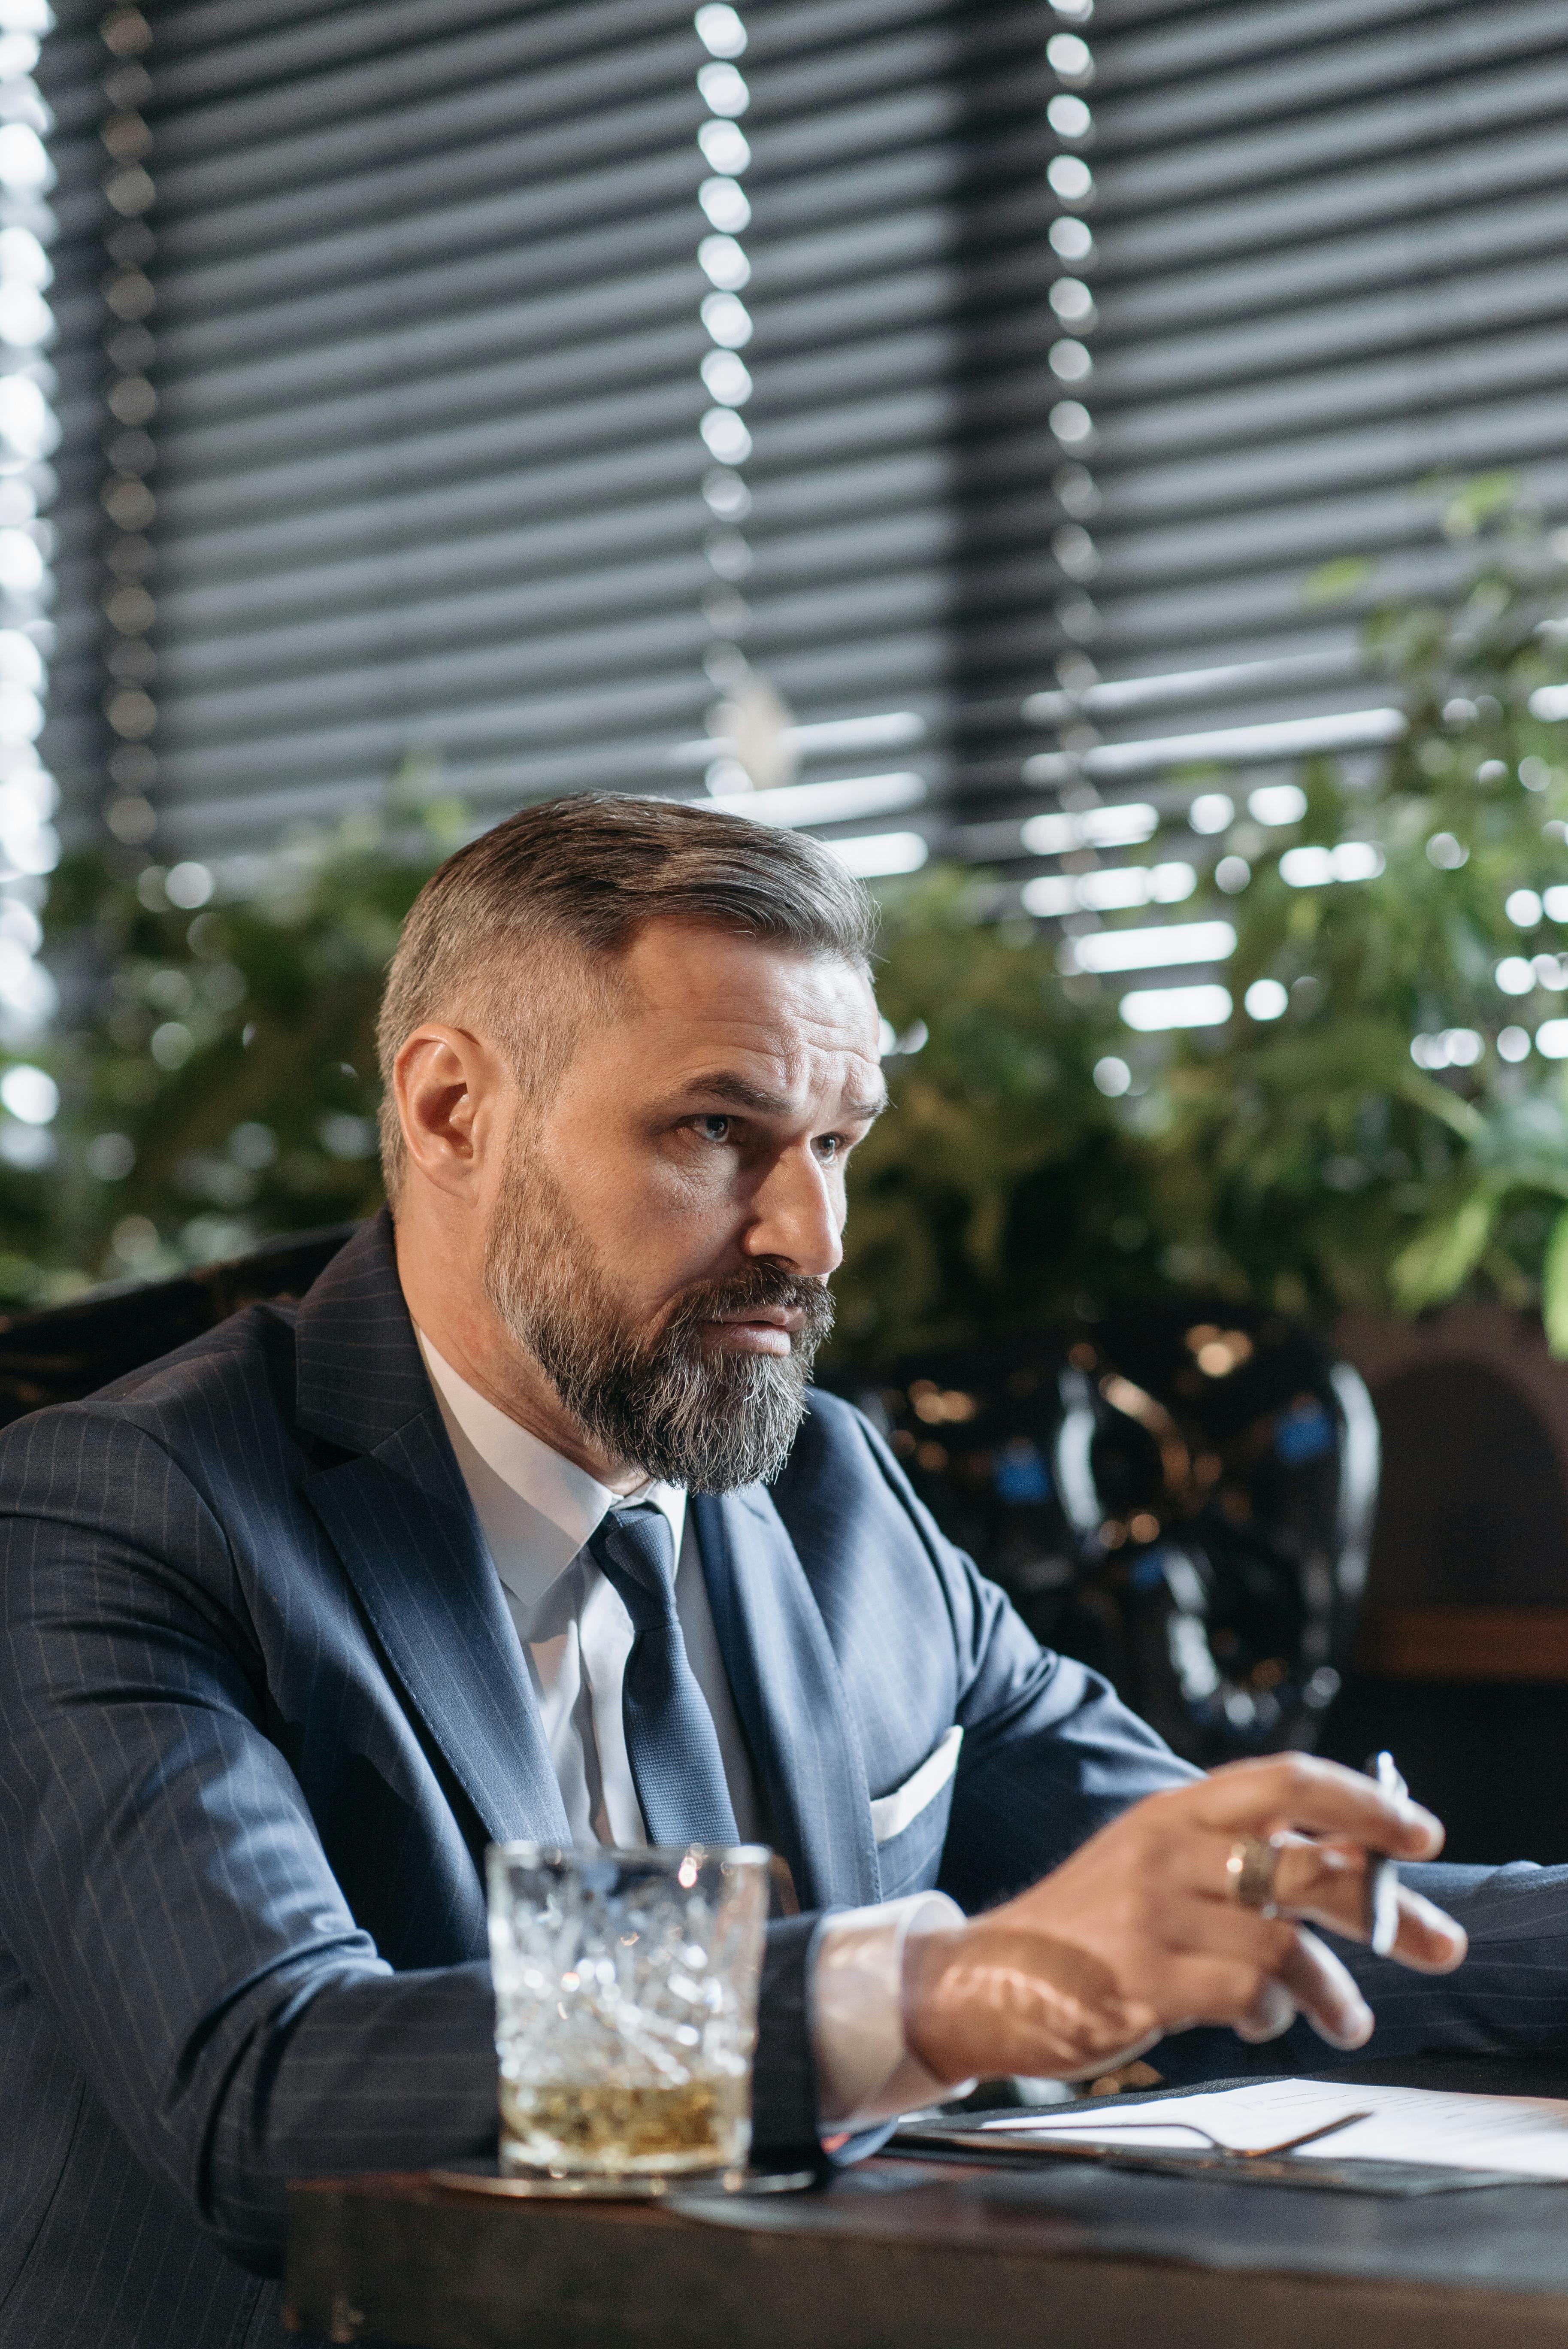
673;1067;888;1122
684;1069;793;1115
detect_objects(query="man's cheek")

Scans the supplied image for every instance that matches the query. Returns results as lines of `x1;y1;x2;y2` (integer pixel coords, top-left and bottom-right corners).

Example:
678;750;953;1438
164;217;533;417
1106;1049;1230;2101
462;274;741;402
649;1157;746;1223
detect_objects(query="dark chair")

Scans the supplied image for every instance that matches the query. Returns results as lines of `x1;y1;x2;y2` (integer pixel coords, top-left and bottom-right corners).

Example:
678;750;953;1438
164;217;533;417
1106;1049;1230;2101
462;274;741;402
1318;1317;1568;1863
0;1222;357;1424
828;1302;1379;1769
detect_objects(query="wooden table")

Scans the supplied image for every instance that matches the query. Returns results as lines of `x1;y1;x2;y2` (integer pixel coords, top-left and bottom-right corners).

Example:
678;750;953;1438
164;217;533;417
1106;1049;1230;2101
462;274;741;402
285;2054;1568;2349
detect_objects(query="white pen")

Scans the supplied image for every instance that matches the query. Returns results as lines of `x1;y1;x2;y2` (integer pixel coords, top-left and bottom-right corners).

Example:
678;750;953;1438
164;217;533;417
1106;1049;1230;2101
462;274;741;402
1365;1748;1406;1959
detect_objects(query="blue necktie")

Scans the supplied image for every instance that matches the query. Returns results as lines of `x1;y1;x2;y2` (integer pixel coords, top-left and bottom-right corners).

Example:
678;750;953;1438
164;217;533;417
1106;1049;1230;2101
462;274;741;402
587;1503;740;1848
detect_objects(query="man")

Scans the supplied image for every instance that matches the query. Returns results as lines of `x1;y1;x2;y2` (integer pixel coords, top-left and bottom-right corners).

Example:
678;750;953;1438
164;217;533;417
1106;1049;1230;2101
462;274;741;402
0;795;1557;2349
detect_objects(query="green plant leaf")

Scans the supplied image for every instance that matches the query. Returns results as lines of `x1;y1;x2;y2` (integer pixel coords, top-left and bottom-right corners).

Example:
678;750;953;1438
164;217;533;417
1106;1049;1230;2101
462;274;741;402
1542;1206;1568;1357
1389;1188;1499;1311
1392;1070;1484;1143
1302;555;1374;607
1442;472;1517;540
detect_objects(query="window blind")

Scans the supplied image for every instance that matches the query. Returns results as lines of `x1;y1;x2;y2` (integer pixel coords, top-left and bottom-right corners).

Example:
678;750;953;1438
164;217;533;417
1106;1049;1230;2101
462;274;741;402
963;0;1568;925
67;0;727;858
33;0;1568;909
37;0;112;854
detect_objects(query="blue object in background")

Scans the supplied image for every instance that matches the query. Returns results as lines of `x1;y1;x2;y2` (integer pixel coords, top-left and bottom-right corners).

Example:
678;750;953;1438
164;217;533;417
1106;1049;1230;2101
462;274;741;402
1276;1397;1334;1465
994;1438;1052;1504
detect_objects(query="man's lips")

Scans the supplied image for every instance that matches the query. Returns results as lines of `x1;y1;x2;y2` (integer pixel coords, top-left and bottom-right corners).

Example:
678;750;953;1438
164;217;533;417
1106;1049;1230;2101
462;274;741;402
704;1304;803;1354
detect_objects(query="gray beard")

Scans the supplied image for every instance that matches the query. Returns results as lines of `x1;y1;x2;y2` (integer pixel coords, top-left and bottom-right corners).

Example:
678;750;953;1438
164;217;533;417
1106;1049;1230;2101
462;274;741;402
482;1146;833;1493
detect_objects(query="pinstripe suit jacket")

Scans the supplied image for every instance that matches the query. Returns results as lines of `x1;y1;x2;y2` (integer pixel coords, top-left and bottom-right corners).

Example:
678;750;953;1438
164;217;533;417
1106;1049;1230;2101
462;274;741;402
2;1212;1566;2349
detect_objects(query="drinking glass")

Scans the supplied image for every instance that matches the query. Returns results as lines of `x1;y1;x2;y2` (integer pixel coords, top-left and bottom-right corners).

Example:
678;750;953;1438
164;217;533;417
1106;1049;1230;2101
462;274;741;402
487;1842;769;2179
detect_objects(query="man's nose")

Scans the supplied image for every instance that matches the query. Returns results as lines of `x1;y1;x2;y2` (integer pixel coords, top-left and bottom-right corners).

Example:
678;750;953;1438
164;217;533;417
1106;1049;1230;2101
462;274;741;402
743;1151;843;1276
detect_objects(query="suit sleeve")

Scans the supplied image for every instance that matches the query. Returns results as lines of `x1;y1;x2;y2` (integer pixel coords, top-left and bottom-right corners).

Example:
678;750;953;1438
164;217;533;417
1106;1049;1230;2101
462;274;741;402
0;1403;513;2271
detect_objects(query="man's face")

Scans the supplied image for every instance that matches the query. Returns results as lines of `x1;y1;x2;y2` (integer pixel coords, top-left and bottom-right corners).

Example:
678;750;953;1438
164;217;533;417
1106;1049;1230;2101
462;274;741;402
483;918;885;1491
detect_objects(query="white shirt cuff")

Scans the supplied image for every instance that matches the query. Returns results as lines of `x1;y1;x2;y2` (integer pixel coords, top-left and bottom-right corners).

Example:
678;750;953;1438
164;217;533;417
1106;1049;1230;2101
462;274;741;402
810;1891;976;2131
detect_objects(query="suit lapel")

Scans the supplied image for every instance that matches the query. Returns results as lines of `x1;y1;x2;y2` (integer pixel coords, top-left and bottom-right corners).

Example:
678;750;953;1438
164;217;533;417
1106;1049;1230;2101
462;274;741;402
693;1488;879;1912
295;1214;571;1849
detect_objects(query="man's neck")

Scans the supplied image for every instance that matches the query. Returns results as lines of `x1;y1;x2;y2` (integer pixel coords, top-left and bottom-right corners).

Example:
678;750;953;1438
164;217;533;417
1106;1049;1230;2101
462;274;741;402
394;1215;644;1495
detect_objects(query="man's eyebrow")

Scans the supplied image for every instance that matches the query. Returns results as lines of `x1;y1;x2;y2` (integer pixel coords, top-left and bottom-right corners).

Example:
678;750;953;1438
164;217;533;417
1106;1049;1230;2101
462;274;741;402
678;1070;888;1122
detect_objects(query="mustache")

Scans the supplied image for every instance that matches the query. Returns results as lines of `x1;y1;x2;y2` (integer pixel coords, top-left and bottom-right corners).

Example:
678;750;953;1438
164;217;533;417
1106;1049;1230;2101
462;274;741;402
659;1263;835;1348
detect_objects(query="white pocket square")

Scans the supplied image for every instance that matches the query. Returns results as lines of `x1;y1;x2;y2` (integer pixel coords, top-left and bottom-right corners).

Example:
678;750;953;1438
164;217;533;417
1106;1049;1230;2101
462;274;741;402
869;1724;963;1844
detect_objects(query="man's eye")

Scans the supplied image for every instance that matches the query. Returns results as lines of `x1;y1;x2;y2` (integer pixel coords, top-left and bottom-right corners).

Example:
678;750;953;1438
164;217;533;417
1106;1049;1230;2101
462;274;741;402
816;1134;842;1161
696;1114;731;1141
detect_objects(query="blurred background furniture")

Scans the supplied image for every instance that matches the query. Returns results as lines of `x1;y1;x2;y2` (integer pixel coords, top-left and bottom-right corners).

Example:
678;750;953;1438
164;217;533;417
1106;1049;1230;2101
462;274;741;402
842;1300;1568;1861
835;1303;1377;1770
1322;1309;1568;1865
0;1223;353;1421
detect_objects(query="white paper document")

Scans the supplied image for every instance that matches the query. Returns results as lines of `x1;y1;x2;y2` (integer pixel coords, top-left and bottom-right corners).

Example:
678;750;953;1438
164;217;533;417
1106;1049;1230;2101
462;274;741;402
981;2076;1568;2178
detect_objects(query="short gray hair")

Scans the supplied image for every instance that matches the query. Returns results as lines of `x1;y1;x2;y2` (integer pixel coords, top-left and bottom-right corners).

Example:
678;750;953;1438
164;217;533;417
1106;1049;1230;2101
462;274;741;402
376;792;879;1200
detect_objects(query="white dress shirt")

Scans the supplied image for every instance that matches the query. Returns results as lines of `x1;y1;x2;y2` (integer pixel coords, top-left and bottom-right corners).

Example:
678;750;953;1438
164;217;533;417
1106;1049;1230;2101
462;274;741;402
417;1331;964;2129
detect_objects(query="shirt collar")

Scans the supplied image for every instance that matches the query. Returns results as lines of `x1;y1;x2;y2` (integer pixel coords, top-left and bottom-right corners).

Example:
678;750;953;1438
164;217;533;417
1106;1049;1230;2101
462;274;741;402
415;1327;686;1612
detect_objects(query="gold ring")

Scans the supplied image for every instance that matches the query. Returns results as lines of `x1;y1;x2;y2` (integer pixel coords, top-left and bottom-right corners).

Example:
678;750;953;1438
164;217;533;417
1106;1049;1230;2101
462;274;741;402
1226;1834;1281;1918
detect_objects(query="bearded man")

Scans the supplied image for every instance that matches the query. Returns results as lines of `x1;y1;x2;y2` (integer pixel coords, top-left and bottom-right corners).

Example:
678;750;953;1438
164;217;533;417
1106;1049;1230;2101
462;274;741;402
7;792;1566;2349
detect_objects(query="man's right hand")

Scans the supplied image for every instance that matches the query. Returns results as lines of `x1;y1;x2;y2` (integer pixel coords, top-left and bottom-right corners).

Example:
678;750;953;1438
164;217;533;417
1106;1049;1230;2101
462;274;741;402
902;1754;1468;2086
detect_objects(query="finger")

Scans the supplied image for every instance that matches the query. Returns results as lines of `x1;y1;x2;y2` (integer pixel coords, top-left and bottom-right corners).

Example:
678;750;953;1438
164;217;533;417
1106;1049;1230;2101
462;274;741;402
1267;1840;1468;1970
1199;1754;1442;1853
1234;1978;1297;2044
1272;1925;1373;2051
1166;1825;1321;1907
1163;1913;1370;2047
1172;1828;1372;1923
1194;1753;1443;1858
1388;1886;1469;1972
1184;1828;1468;1972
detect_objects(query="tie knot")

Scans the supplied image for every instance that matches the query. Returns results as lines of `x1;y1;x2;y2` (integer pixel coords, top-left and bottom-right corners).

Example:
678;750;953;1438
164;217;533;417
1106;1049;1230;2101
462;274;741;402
589;1503;679;1631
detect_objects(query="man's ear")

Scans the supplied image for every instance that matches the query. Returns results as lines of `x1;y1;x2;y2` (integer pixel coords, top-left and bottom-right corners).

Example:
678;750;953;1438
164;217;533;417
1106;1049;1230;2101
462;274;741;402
393;1021;514;1201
